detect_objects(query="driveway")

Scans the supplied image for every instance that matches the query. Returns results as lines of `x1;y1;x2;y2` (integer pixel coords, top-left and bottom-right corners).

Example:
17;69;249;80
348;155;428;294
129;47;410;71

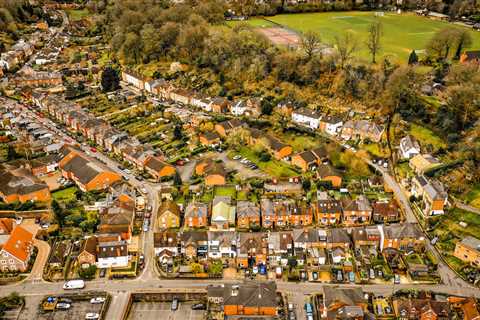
20;220;50;281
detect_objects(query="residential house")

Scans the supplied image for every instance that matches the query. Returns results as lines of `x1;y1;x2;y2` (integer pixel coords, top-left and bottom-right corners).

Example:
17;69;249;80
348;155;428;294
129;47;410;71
170;88;193;105
191;94;212;111
372;200;400;223
292;107;322;130
293;229;319;254
207;281;278;316
341;196;372;226
392;297;450;320
195;160;227;186
409;154;441;174
215;119;245;137
0;219;14;236
460;50;480;64
352;226;382;249
0;226;34;272
291;147;328;172
184;202;209;228
157;200;181;229
237;232;268;268
210;97;231;113
211;196;236;229
180;231;208;259
199;131;221;146
399;135;421;159
326;228;351;250
96;240;129;269
0;167;51;203
289;202;314;227
12;70;63;87
448;296;480;320
412;175;448;216
454;236;480;266
231;100;248;116
267;232;293;263
319;115;343;136
381;223;425;252
316;164;342;188
48;241;71;268
249;129;293;160
59;147;121;192
98;199;135;242
154;231;179;259
341;120;384;142
316;199;342;226
236;201;261;229
121;69;146;90
207;230;237;259
77;237;97;267
144;156;176;182
320;287;368;320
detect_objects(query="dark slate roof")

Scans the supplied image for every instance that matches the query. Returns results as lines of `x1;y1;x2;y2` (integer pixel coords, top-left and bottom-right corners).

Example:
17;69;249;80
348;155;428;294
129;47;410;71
208;281;277;308
0;167;49;196
97;241;128;258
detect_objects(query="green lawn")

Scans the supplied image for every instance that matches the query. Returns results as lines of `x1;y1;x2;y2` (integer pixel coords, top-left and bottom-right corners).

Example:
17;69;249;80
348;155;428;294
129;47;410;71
432;208;480;244
214;186;237;198
409;123;446;151
232;147;298;178
66;9;90;21
52;187;78;203
465;184;480;209
244;12;480;63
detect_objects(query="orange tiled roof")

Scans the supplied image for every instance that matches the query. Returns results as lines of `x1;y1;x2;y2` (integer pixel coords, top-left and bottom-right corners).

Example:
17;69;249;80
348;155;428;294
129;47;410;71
0;218;14;234
2;226;33;262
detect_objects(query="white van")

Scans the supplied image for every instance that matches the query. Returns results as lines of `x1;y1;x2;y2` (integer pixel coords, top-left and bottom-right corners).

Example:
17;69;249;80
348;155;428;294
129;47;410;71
63;279;85;290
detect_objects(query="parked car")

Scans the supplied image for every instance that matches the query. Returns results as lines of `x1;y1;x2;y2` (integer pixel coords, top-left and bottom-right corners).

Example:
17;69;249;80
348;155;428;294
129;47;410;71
90;297;106;304
85;313;99;320
394;274;401;284
99;268;106;278
56;302;71;310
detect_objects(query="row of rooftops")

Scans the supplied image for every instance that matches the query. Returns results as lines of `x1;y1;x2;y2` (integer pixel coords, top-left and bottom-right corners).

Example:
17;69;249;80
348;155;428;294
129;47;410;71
153;223;424;250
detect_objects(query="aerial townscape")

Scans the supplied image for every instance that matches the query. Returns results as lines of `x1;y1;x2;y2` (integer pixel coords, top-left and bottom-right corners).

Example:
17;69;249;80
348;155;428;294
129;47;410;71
0;0;480;319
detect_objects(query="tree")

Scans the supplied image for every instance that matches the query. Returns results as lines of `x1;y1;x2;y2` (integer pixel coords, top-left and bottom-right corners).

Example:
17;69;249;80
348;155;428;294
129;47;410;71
334;31;358;69
366;21;382;63
101;66;120;92
453;29;472;60
300;31;321;60
51;200;66;227
173;124;183;140
408;50;418;65
190;262;202;274
261;99;274;115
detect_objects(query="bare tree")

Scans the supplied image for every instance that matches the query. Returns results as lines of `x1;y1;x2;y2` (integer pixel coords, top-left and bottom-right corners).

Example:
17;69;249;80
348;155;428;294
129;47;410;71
366;21;382;63
334;31;358;69
300;31;321;60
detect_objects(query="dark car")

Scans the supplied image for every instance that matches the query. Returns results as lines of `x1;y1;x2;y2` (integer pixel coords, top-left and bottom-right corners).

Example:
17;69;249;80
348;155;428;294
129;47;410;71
99;268;106;278
191;303;206;310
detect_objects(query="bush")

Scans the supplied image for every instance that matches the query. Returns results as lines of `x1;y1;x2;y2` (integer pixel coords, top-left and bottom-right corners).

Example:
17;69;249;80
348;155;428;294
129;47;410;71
79;265;97;279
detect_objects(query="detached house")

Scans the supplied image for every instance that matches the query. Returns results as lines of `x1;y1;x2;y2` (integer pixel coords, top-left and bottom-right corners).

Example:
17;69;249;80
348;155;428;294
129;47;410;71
195;160;227;186
409;154;441;174
157;200;181;229
249;129;292;160
121;69;146;90
96;240;129;269
321;287;368;320
0;167;51;203
341;120;384;142
372;200;400;223
59;147;121;192
412;175;448;216
341;196;372;226
215;119;245;137
292;107;322;130
211;196;236;229
0;226;33;272
210;97;231;113
393;297;450;320
144;156;176;182
184;202;209;228
291;147;327;172
154;231;179;259
319;115;343;135
199;131;221;146
77;237;97;267
399;135;421;159
180;231;208;259
207;281;278;317
316;164;342;188
454;236;480;266
98;199;135;242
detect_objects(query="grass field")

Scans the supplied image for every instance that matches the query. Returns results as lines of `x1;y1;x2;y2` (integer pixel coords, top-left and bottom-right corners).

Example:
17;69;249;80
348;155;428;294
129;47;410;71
52;187;78;202
465;184;480;208
240;12;480;62
409;123;446;151
66;9;90;21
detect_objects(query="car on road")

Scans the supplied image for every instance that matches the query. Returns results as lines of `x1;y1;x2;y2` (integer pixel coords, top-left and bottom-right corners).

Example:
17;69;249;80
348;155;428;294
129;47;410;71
191;303;206;310
85;313;100;319
171;298;179;311
90;147;97;153
63;279;85;290
90;297;106;304
233;155;241;160
394;274;401;284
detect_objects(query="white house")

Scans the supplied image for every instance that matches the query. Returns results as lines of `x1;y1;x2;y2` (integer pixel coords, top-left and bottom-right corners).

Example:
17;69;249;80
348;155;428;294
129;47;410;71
231;100;248;116
96;241;129;269
191;95;212;111
121;70;145;90
207;231;237;259
399;135;421;159
292;107;322;130
320;115;343;135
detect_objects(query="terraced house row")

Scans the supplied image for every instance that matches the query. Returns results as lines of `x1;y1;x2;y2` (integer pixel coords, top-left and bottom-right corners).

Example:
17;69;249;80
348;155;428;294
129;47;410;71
31;94;176;181
155;194;401;230
153;223;426;265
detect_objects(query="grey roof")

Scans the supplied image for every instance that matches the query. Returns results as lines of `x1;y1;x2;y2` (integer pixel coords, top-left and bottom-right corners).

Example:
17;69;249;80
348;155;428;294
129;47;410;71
185;202;208;219
460;236;480;251
208;281;277;308
237;201;260;219
0;167;49;196
400;135;420;152
293;107;322;119
383;223;423;239
323;287;366;309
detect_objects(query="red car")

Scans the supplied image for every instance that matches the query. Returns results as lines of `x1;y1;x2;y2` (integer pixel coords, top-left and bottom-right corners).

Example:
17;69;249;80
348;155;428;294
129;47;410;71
90;147;97;153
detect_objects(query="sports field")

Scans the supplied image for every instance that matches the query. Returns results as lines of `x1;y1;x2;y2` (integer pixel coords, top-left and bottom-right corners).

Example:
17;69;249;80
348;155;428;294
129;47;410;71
237;12;480;62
